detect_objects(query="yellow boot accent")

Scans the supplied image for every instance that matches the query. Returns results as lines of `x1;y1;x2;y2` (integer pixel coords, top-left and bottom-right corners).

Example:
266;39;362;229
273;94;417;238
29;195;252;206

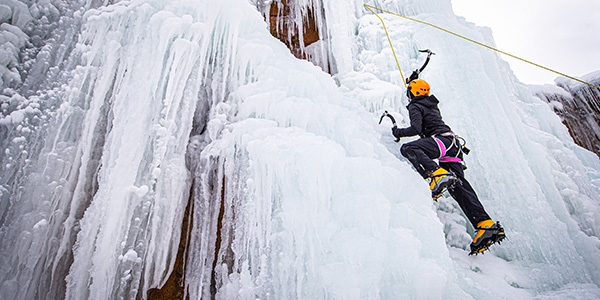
428;168;455;198
472;219;496;244
429;167;448;190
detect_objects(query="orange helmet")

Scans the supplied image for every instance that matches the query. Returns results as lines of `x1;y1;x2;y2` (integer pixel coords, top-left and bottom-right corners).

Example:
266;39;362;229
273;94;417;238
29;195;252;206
406;79;430;99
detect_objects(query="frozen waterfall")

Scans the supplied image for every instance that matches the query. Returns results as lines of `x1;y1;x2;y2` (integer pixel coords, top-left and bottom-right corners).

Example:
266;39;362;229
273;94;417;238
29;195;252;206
1;0;600;299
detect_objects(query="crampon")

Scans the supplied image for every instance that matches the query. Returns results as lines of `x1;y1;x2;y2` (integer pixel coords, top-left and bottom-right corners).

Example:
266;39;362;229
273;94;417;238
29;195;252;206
431;175;460;201
469;221;506;255
432;186;451;201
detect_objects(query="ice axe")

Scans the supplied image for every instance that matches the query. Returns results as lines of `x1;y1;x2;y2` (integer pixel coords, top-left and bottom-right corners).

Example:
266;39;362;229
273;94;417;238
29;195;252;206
379;110;400;142
406;49;435;84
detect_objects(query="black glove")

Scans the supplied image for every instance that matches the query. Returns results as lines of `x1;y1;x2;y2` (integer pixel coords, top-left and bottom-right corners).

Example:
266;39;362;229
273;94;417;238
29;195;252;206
405;70;419;84
391;126;401;142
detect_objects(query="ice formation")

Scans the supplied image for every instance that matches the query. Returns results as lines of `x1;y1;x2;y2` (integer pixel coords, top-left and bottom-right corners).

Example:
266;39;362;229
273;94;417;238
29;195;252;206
1;0;600;299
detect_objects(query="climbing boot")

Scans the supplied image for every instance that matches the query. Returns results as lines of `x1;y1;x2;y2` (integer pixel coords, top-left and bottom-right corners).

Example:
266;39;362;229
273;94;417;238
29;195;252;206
428;167;456;200
469;220;506;255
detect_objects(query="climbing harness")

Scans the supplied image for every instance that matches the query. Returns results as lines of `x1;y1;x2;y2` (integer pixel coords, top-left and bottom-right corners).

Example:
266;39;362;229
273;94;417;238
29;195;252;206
435;135;456;160
364;4;600;90
434;135;459;162
433;132;470;166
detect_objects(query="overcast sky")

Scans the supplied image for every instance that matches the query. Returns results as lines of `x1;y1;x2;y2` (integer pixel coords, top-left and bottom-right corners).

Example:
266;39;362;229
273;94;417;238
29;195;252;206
450;0;600;85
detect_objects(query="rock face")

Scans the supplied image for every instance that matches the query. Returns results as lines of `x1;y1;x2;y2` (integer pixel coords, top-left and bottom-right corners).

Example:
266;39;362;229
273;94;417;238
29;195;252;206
268;0;320;53
262;0;332;74
535;75;600;158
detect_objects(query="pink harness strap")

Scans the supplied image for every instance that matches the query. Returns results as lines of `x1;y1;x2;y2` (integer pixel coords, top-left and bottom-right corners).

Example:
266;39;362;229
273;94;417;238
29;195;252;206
433;137;462;162
434;137;446;157
440;157;462;162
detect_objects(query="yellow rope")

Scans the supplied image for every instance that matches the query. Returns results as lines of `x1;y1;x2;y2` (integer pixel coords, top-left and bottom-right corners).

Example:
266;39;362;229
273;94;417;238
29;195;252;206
364;4;600;90
364;4;406;88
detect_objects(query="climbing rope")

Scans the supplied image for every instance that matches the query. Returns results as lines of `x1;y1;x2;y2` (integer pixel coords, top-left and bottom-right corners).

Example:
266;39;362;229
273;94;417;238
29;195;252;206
364;4;600;90
364;4;406;88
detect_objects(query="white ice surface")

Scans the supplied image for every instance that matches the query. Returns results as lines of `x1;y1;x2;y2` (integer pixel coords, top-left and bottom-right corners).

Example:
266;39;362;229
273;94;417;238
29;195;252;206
0;0;599;299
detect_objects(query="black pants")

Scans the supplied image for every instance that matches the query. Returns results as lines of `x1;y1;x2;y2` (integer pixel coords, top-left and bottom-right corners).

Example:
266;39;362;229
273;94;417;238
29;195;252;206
400;136;491;227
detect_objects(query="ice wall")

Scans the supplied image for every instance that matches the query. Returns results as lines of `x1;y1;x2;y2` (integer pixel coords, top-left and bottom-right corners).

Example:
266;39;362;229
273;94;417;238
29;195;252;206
0;1;91;299
1;0;204;298
185;0;600;298
337;1;600;297
0;0;599;299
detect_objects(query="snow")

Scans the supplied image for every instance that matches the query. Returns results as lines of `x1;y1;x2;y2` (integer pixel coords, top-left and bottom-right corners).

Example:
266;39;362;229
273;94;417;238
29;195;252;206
0;0;599;299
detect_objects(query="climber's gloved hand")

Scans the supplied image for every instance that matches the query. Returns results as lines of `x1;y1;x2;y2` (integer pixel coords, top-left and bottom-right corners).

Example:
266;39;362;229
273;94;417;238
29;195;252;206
406;70;419;84
391;126;401;142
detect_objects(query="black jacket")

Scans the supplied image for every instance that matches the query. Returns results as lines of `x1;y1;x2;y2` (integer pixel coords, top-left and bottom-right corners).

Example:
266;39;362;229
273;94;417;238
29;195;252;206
392;95;451;138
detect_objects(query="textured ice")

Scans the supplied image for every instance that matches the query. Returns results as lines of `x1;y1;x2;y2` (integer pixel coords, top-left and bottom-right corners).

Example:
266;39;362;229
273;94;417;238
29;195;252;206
0;0;599;299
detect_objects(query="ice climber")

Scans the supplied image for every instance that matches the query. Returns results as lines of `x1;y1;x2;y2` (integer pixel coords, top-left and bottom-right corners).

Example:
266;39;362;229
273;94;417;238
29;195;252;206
389;78;505;255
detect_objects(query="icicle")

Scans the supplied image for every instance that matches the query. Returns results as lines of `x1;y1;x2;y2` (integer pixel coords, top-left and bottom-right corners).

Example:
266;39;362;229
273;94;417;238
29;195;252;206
2;0;600;299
